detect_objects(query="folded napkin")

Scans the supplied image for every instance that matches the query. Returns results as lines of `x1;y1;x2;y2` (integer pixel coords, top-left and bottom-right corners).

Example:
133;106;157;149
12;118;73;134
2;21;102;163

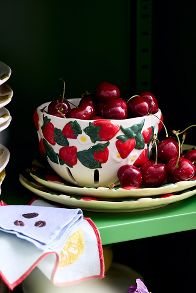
0;199;104;290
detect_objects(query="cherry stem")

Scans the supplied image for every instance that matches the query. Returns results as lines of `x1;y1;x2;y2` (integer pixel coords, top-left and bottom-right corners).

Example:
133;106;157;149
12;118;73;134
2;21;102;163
181;133;187;150
126;95;139;104
152;114;168;137
175;124;196;136
59;78;65;102
152;134;158;164
59;78;77;108
172;130;181;168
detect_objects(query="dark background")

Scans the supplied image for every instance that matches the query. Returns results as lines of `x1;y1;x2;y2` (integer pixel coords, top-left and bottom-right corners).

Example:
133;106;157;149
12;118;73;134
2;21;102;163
0;1;195;292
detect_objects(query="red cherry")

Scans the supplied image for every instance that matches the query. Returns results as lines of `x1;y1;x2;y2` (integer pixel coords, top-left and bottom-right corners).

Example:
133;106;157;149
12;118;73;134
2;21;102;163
184;149;196;165
100;98;128;119
96;81;120;100
140;91;159;114
157;137;179;163
127;92;159;118
48;99;71;118
68;102;95;120
141;160;167;187
127;95;149;117
117;165;142;188
167;157;195;183
48;80;71;118
79;95;94;108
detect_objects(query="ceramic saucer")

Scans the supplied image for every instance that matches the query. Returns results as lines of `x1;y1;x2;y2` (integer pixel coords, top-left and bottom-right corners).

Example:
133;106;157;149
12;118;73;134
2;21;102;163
0;84;13;108
0;144;10;173
22;263;142;293
19;174;196;213
0;108;11;125
0;116;12;133
29;161;196;199
0;61;11;86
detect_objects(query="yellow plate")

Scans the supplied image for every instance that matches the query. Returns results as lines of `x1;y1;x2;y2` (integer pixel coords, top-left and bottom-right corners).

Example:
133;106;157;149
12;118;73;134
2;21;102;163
19;174;196;213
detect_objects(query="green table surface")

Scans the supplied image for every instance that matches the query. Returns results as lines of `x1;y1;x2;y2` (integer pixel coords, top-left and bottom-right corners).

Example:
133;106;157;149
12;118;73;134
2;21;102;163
1;177;196;245
86;195;196;245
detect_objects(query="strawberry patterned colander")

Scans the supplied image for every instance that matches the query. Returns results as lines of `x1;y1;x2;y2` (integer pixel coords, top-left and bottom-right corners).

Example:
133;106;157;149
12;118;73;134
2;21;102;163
34;101;162;187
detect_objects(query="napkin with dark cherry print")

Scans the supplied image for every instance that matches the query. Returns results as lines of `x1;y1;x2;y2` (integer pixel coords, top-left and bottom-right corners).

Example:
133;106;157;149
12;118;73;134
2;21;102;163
0;205;83;250
0;200;104;290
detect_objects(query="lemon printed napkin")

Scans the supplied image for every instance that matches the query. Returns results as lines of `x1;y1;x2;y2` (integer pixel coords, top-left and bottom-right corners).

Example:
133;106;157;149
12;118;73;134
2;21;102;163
0;199;104;290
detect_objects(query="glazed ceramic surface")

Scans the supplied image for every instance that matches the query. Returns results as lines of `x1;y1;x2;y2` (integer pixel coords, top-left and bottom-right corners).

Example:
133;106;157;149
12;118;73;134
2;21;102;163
35;101;162;187
0;115;12;133
0;108;11;125
29;161;196;198
0;61;11;86
0;144;10;173
0;84;13;108
22;263;141;293
19;174;196;213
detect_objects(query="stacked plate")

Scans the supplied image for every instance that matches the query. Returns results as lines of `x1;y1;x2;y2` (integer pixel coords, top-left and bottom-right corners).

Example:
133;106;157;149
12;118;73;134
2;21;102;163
0;61;12;195
19;144;196;213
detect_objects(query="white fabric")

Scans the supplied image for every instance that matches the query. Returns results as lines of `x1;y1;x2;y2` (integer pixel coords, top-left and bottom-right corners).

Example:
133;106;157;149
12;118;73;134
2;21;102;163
0;200;104;290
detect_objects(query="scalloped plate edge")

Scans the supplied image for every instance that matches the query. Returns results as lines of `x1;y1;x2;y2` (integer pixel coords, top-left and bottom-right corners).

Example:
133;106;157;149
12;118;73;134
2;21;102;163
19;174;196;213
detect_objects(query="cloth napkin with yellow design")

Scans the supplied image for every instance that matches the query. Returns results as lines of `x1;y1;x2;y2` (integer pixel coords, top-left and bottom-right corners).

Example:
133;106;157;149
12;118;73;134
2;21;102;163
0;199;104;290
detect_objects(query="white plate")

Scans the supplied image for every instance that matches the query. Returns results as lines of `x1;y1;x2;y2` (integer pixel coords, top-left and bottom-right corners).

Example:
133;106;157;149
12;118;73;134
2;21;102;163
19;174;196;213
0;84;13;108
0;108;11;125
0;116;12;132
22;263;142;293
29;164;196;199
0;144;10;173
0;61;11;86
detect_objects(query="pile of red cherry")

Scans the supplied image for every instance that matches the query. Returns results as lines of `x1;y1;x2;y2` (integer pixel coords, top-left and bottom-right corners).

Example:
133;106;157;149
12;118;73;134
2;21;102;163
47;81;159;120
118;137;196;188
45;81;195;189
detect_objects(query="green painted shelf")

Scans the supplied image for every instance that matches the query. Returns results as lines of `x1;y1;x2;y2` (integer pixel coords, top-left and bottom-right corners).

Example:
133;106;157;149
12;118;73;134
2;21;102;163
2;179;196;246
86;195;196;245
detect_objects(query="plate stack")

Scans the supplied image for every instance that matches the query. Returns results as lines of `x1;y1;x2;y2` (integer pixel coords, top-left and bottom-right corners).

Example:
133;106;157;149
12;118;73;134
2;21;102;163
0;61;12;195
19;146;196;213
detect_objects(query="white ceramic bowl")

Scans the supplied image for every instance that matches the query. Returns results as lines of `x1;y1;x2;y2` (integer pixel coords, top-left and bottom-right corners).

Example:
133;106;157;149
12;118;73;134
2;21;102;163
35;100;162;187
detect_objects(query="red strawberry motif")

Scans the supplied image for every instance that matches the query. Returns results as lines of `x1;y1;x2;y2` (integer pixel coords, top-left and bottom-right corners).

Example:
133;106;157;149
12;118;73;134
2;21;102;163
59;146;77;167
33;110;39;130
62;121;82;139
84;120;119;143
134;149;149;167
116;138;136;159
93;147;109;163
42;121;56;145
142;127;154;144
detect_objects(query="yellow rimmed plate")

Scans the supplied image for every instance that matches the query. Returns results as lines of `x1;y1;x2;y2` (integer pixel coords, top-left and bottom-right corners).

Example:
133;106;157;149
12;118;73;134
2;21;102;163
0;107;11;125
0;84;13;108
19;174;196;213
29;163;196;199
0;144;10;173
0;61;11;86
